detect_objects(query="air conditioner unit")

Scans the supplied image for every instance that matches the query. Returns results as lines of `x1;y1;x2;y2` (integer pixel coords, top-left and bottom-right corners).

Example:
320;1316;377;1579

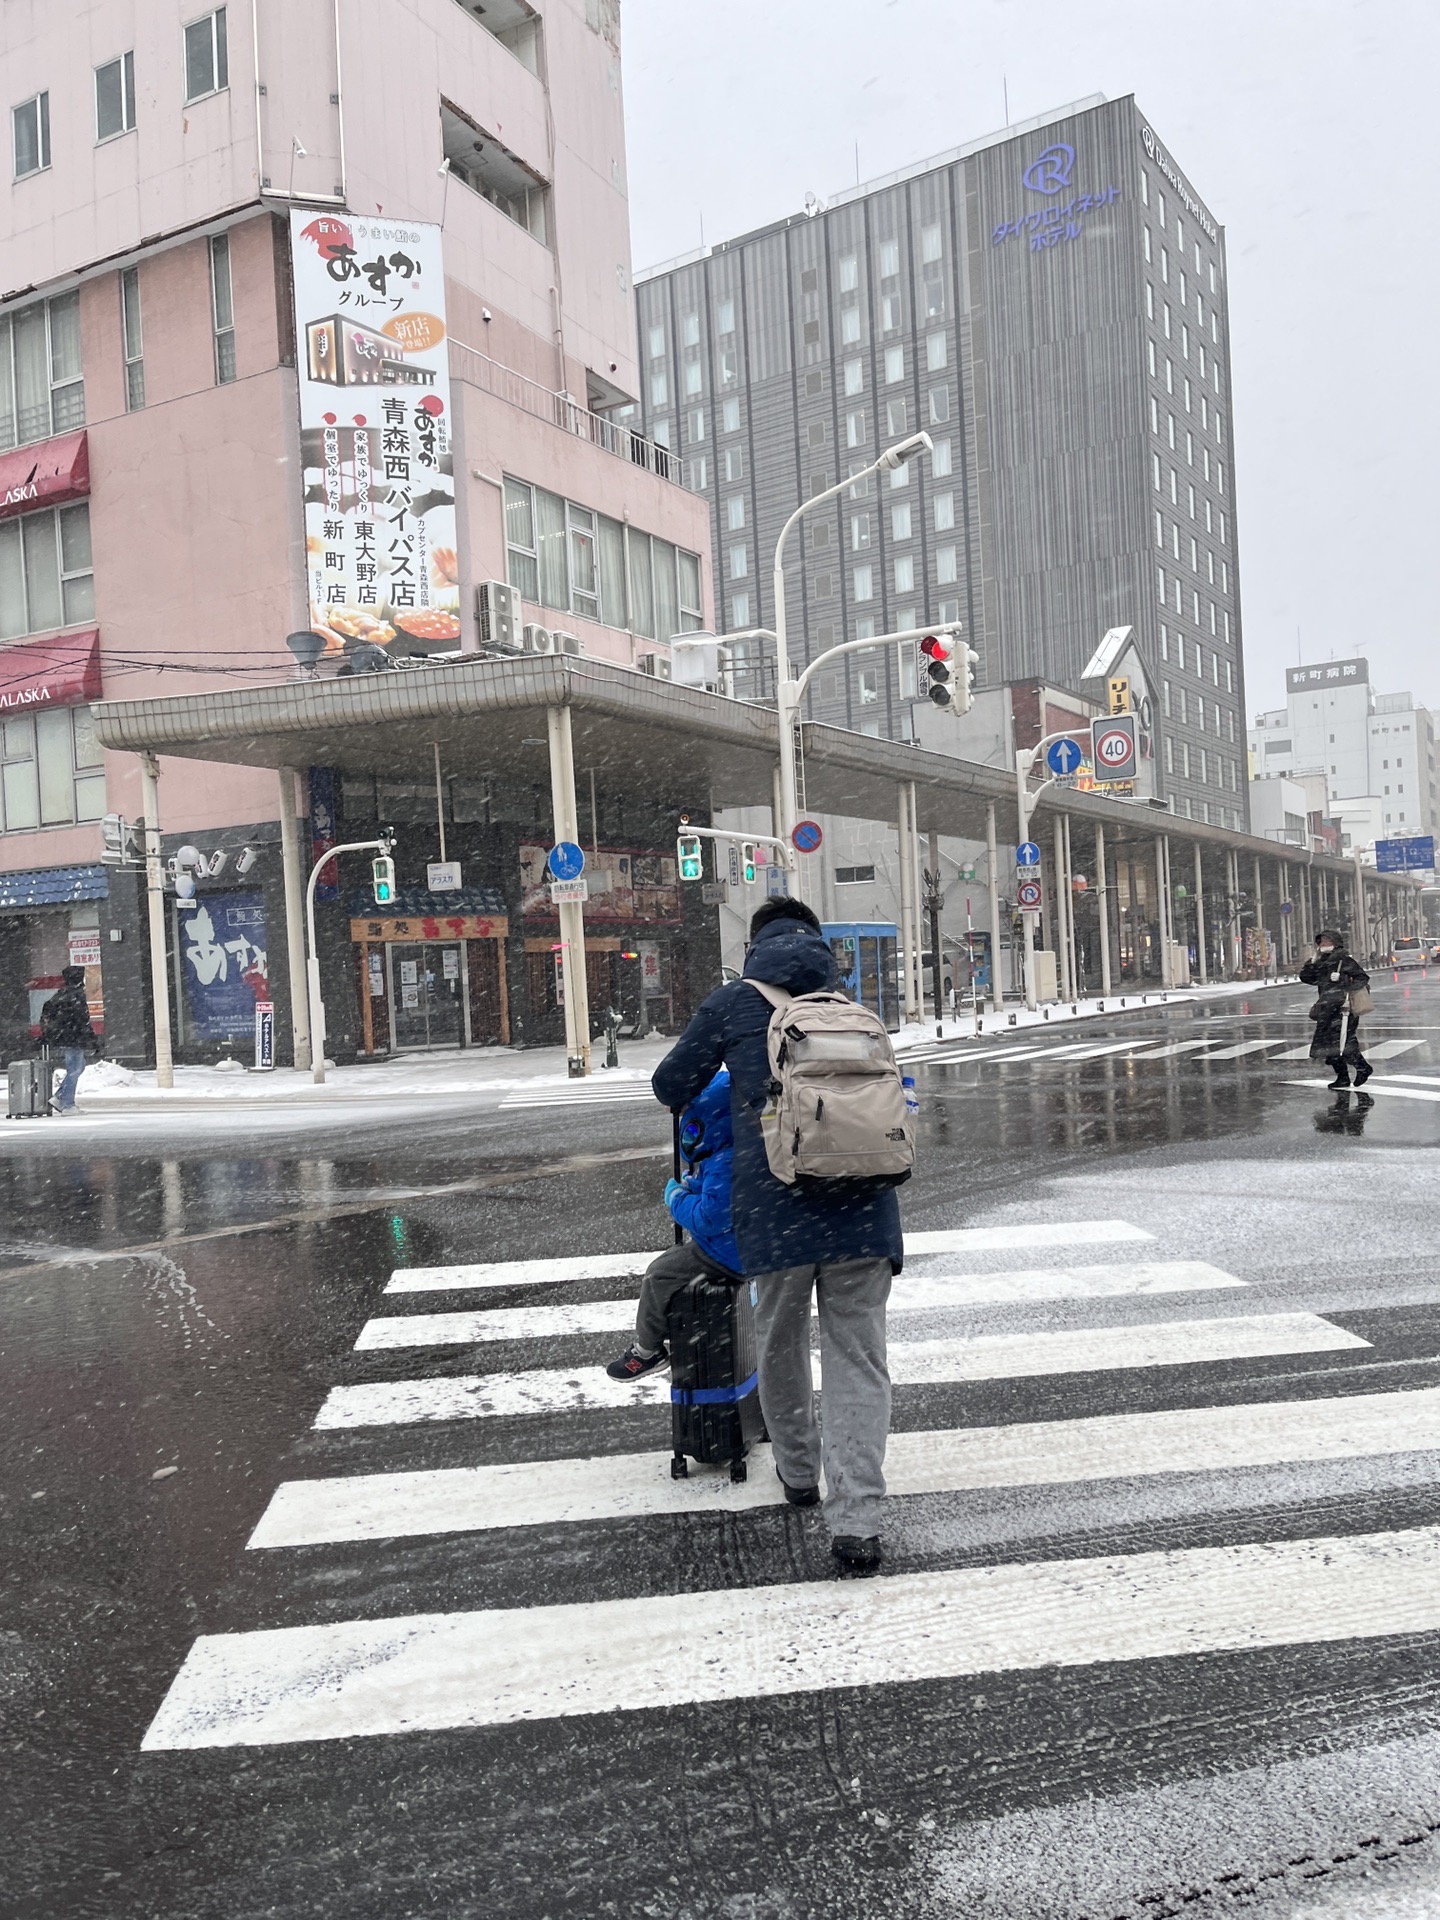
550;629;581;657
476;579;521;653
638;652;672;679
523;623;555;654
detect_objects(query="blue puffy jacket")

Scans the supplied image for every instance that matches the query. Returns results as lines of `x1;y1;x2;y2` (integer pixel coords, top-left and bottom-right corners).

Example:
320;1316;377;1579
668;1070;743;1275
653;917;903;1276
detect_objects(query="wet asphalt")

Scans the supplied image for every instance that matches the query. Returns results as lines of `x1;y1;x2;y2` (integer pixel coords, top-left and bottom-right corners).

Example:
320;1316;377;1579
5;974;1440;1920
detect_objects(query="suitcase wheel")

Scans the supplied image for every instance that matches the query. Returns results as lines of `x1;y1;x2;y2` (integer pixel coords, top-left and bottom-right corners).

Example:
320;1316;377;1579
729;1458;747;1484
671;1453;688;1480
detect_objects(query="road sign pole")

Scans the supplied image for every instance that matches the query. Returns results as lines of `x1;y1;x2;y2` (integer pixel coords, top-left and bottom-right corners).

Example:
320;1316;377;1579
547;705;591;1076
1016;752;1037;1011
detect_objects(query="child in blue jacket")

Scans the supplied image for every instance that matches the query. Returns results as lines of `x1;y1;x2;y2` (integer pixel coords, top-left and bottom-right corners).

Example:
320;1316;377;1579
606;1069;741;1379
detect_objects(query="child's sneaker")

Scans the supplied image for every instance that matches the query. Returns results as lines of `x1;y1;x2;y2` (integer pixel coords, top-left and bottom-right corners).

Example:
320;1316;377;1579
606;1342;668;1381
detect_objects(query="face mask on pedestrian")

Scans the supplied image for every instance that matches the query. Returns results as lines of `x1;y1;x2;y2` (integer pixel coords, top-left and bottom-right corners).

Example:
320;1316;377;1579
1317;942;1335;955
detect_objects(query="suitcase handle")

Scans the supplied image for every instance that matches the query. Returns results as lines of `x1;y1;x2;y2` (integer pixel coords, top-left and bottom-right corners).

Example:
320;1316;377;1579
671;1109;684;1246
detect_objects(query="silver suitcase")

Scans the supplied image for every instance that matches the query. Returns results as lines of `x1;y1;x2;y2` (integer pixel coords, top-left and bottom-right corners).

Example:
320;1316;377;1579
7;1058;48;1118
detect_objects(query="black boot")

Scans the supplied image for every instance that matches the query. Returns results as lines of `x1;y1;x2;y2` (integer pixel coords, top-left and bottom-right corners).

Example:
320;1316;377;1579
1352;1060;1373;1087
1325;1057;1350;1091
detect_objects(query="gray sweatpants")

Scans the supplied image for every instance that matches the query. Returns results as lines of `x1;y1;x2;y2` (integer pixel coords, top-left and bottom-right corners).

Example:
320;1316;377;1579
634;1241;735;1352
751;1258;892;1540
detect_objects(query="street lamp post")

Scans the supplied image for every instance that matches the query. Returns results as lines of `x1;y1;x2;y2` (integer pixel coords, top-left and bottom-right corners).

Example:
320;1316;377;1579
305;835;394;1085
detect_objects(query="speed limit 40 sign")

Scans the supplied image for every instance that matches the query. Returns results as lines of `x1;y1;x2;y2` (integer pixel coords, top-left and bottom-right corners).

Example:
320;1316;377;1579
1092;713;1138;780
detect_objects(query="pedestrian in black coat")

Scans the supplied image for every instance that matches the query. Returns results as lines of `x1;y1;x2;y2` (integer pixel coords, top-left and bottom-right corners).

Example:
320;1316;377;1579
1299;929;1372;1089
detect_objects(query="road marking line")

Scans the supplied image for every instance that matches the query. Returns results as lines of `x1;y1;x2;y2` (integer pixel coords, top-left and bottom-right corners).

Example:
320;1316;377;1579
314;1313;1365;1428
1275;1046;1317;1060
499;1090;657;1110
1200;1040;1286;1060
1368;1040;1427;1059
1384;1073;1440;1087
1286;1078;1440;1104
385;1220;1157;1293
1126;1039;1223;1059
356;1262;1246;1352
1042;1040;1149;1060
144;1523;1440;1748
251;1384;1440;1549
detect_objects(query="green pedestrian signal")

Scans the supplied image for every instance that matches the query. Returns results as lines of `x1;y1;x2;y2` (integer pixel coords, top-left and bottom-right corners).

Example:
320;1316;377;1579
372;854;396;905
741;840;757;885
677;834;704;881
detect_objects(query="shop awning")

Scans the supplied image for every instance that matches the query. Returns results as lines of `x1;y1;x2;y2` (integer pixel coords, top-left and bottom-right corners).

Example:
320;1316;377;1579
0;628;102;710
0;863;110;911
0;430;90;520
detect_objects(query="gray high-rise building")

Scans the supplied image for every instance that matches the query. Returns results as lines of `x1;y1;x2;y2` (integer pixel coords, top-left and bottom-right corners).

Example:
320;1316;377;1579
633;94;1249;830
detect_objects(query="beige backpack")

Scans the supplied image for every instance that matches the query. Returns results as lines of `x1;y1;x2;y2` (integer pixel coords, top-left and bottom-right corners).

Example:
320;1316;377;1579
748;981;914;1190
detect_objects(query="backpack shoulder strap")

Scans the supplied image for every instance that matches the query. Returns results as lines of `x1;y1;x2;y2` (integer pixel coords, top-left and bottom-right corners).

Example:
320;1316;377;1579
746;979;789;1011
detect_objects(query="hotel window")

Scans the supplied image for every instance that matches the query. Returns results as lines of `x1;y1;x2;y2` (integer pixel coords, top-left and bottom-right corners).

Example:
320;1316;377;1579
682;312;700;347
894;554;914;593
0;293;85;451
927;387;950;426
685;456;707;491
1147;341;1156;377
920;223;943;264
1152;453;1161;489
1149;397;1159;433
729;544;748;579
1161;247;1169;283
687;409;705;444
850;514;870;551
648;371;667;407
719;348;738;386
1185;431;1193;463
1199;395;1207;429
1221;562;1229;592
1162;679;1171;717
936;546;957;585
95;52;136;141
1159;625;1169;661
730;592;750;627
879;239;900;279
716;298;735;335
683;362;702;397
933;491;954;531
0;502;95;639
1157;567;1166;605
721;398;740;432
1163;304;1172;339
881;294;902;332
853;564;874;602
883;345;904;384
1154;510;1163;548
725;496;745;531
1;706;106;832
121;268;145;410
845;410;867;448
885;398;907;435
1169;468;1177;502
838;254;859;292
928;438;950;477
209;234;236;383
1164;737;1173;774
1143;228;1152;262
926;333;947;372
891;502;911;540
13;93;50;179
1167;414;1176;448
184;8;229;102
1165;360;1173;393
1189;537;1198;570
841;307;862;345
1184;378;1192;411
647;325;664;359
843;358;863;396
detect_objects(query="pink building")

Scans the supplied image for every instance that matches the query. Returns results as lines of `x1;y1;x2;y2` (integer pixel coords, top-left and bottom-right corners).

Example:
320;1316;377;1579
0;0;710;1062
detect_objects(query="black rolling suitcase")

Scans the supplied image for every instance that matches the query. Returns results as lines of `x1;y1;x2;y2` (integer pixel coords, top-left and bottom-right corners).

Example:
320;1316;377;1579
7;1054;49;1119
667;1272;765;1483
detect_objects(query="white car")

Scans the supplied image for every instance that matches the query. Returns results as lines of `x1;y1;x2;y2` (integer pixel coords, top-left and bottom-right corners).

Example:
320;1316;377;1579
1391;937;1427;969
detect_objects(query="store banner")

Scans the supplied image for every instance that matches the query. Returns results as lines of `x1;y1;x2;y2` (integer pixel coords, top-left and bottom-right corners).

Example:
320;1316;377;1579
0;429;89;521
178;893;269;1040
290;211;459;659
0;629;101;711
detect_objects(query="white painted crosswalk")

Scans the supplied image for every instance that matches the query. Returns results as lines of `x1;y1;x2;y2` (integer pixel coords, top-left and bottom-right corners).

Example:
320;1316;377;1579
143;1524;1440;1749
499;1082;656;1111
317;1313;1367;1428
356;1260;1246;1351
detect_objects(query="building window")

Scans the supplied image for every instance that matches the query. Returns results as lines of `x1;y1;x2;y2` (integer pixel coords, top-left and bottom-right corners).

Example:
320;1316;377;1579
0;293;84;451
121;267;145;410
682;312;700;348
725;496;745;532
1154;510;1163;548
729;545;748;580
0;705;106;832
895;554;914;593
920;222;943;265
835;864;877;885
936;546;957;585
646;324;664;360
184;8;228;101
685;456;707;491
718;398;740;435
884;345;904;384
930;438;952;477
891;502;911;540
852;564;874;602
716;298;735;335
209;233;236;383
926;333;947;371
0;502;95;639
441;102;550;243
13;92;51;178
722;447;744;484
881;294;902;332
933;491;954;531
840;307;861;346
649;372;668;407
838;255;860;293
845;410;867;448
857;668;880;705
1164;736;1173;774
95;53;136;141
928;387;950;425
878;239;900;279
1149;397;1159;433
1156;567;1166;605
850;514;870;551
730;592;750;628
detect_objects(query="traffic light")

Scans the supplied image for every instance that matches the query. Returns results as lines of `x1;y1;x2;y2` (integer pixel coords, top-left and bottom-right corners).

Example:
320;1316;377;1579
372;854;396;905
953;638;978;715
741;841;757;884
677;833;704;881
920;631;955;707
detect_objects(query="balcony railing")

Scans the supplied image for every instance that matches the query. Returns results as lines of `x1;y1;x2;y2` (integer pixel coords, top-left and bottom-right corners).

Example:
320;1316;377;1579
448;339;685;486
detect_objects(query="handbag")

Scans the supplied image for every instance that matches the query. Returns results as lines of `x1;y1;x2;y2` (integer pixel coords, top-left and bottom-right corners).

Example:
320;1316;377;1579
1348;985;1375;1016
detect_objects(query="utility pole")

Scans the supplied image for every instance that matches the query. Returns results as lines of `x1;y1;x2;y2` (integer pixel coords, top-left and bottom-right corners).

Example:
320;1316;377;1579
925;829;943;1041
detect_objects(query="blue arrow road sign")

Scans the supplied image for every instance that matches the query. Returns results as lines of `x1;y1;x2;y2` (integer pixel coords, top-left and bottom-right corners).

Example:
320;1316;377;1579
1046;736;1083;777
1016;841;1042;867
546;840;586;881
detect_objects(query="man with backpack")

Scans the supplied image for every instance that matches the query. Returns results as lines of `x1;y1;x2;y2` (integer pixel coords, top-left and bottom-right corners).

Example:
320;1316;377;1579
39;964;99;1115
652;897;908;1575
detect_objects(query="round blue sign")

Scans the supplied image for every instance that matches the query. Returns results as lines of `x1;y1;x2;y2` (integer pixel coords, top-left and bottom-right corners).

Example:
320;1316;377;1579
1016;841;1042;868
791;820;824;854
1046;737;1083;777
546;841;586;881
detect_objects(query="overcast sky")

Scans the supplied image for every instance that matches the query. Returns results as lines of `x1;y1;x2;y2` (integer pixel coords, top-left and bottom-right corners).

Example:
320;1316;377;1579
622;0;1439;718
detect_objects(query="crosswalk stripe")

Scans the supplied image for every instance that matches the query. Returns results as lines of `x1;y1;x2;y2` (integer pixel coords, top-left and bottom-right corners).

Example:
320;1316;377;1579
355;1261;1246;1352
1200;1039;1285;1060
1127;1039;1221;1059
1385;1072;1440;1087
142;1523;1440;1749
1368;1039;1427;1059
499;1088;656;1110
384;1219;1157;1294
249;1384;1440;1549
1287;1078;1440;1104
1041;1039;1150;1060
314;1313;1366;1428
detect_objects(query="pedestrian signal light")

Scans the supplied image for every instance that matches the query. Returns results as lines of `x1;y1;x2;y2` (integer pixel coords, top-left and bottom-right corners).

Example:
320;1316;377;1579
371;854;396;906
677;834;704;881
741;840;757;885
920;631;955;708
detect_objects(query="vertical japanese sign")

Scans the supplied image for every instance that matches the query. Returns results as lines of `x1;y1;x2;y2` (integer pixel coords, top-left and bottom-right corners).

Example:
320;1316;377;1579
309;766;338;903
177;894;269;1040
290;212;460;658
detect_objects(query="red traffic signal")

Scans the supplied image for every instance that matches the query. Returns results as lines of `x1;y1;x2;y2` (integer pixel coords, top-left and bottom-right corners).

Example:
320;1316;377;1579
920;632;954;662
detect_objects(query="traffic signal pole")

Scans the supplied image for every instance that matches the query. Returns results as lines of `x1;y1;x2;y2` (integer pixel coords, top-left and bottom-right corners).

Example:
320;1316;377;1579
305;835;394;1085
547;705;592;1077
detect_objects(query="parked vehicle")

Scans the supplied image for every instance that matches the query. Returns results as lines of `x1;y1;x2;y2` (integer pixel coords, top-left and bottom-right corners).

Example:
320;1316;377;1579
1391;936;1427;969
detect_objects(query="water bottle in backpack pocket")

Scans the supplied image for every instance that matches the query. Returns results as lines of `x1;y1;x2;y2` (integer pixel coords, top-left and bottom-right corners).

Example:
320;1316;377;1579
748;980;914;1191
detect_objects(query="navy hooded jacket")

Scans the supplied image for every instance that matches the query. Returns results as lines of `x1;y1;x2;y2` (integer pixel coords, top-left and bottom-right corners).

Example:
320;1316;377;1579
652;916;904;1275
668;1071;742;1275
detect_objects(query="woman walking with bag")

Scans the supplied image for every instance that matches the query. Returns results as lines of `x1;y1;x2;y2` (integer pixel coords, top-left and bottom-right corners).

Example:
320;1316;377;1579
1299;928;1373;1090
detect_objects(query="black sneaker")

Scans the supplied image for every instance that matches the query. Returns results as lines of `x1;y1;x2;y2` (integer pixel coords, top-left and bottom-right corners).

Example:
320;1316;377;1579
776;1465;820;1508
605;1343;668;1382
830;1534;883;1574
1352;1063;1373;1086
1326;1076;1350;1091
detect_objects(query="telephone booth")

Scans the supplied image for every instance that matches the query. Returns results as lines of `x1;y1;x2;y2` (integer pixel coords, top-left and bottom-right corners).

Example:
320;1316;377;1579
822;921;901;1031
